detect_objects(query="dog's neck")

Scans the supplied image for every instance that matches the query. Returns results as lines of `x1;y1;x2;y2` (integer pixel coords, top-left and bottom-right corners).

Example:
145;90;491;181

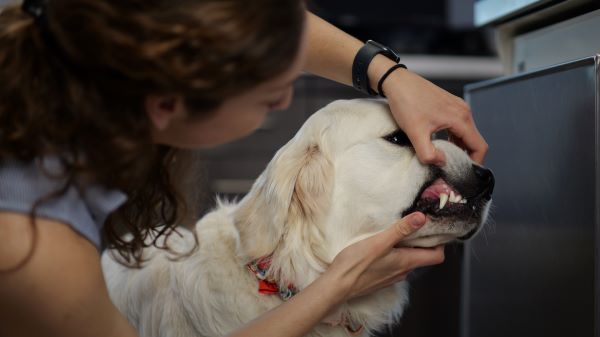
232;195;329;291
231;141;335;291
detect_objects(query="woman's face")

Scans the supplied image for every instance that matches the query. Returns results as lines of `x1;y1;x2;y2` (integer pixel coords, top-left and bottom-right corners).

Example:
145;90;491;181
148;27;308;149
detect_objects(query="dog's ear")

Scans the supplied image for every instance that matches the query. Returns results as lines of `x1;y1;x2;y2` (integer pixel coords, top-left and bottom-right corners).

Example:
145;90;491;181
286;144;332;224
234;139;333;263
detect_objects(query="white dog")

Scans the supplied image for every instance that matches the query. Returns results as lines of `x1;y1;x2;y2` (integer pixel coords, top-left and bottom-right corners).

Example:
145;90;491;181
102;99;494;337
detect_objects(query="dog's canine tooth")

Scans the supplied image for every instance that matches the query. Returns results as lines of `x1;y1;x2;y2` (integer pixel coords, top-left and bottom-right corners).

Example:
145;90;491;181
439;193;449;209
449;191;458;203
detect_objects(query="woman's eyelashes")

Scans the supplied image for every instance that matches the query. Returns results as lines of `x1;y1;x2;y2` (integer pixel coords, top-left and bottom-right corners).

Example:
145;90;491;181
264;96;286;110
383;130;412;147
267;99;283;109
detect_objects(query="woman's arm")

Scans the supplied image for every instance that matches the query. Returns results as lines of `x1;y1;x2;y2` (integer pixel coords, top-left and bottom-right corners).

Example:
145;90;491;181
0;212;139;337
304;11;488;165
226;212;444;337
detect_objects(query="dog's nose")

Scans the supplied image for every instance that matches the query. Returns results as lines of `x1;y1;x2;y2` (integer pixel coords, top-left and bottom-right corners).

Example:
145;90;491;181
472;164;494;201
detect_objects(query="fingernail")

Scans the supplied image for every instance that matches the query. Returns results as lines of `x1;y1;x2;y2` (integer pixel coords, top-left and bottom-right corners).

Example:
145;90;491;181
409;212;426;228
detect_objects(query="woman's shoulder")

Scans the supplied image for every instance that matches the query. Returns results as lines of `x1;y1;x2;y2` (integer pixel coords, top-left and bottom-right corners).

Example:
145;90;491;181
0;210;139;337
0;157;127;249
0;211;91;269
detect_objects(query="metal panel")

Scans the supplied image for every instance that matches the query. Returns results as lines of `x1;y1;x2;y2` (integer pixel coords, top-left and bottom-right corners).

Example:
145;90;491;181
513;9;600;73
462;56;599;337
474;0;557;26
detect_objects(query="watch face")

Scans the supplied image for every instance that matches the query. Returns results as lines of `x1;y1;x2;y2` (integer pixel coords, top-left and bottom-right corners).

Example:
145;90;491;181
367;40;400;62
387;49;400;62
367;40;385;49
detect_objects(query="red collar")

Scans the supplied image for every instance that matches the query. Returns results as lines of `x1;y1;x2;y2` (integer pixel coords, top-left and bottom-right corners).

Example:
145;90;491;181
247;254;298;300
246;255;364;335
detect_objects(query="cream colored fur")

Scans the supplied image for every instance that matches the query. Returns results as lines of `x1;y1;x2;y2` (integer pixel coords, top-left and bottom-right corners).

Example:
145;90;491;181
102;99;490;337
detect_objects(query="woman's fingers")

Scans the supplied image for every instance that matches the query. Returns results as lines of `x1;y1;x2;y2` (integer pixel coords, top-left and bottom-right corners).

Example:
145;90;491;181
403;107;488;166
383;70;488;166
395;246;445;270
448;118;488;165
330;213;448;299
403;115;487;166
375;212;426;251
404;124;447;166
348;245;445;298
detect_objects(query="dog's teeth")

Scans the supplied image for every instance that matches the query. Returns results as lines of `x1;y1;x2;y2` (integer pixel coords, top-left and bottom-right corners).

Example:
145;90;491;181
449;191;458;203
439;193;449;209
459;199;467;204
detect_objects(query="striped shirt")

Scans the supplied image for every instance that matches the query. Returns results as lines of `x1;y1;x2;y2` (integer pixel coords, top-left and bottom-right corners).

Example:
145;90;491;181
0;157;127;249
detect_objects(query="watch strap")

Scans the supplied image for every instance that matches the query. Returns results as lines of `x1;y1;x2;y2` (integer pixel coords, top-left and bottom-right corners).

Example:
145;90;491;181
352;40;400;96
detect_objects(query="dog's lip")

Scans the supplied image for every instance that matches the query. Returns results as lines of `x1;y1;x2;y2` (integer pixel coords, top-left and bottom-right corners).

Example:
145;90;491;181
457;227;479;241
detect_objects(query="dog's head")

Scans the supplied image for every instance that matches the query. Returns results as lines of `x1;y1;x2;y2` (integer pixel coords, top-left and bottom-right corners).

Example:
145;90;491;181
234;99;493;279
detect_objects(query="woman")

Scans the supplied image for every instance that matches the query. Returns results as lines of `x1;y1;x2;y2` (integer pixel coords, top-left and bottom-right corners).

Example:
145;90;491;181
0;0;487;336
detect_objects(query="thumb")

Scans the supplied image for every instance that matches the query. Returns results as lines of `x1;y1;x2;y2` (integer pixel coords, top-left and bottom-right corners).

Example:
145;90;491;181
406;130;446;166
383;212;426;247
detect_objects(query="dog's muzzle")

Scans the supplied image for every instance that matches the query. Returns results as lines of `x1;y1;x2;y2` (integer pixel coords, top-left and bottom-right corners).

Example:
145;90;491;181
471;164;494;202
401;164;495;219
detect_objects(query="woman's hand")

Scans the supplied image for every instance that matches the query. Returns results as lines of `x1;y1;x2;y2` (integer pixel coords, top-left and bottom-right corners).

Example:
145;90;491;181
379;66;488;166
304;11;488;166
326;212;445;299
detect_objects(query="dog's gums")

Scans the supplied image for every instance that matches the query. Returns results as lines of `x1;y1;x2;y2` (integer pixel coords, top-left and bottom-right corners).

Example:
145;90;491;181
419;178;467;208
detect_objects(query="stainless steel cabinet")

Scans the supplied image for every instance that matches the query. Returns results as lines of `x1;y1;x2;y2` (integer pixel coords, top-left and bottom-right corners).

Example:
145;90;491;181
463;56;600;337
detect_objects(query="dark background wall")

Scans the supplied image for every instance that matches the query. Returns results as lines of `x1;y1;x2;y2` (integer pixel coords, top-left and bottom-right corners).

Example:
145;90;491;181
307;0;493;56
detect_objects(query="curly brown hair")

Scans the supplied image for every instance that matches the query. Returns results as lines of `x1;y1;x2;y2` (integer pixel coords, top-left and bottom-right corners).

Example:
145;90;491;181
0;0;305;266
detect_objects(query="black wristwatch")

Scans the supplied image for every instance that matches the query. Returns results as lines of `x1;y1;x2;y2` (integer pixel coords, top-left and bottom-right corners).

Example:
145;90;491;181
352;40;401;96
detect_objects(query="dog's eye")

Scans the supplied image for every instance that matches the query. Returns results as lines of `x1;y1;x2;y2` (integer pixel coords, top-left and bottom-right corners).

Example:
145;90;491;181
383;130;412;147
